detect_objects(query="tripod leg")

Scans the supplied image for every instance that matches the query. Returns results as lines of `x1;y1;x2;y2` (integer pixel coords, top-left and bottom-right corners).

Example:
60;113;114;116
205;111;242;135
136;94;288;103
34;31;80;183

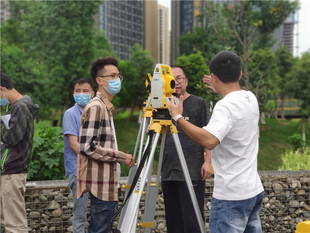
142;133;166;233
118;116;152;228
172;133;206;233
119;132;161;233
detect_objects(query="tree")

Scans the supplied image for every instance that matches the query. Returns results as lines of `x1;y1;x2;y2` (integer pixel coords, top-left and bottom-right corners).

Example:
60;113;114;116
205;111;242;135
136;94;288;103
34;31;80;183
274;46;296;119
93;30;116;60
179;0;298;96
176;52;211;101
118;43;154;120
0;40;45;101
206;0;297;90
23;1;100;124
0;2;47;114
287;51;310;144
247;48;276;123
288;51;310;117
179;26;225;62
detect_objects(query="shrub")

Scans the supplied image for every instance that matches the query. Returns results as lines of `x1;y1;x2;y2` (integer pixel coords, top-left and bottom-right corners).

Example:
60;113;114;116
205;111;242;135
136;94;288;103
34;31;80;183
288;134;305;150
279;147;310;170
28;122;65;181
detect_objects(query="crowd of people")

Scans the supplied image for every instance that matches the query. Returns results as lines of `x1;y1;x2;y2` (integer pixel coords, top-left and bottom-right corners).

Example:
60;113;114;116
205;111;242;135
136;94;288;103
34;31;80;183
0;50;264;233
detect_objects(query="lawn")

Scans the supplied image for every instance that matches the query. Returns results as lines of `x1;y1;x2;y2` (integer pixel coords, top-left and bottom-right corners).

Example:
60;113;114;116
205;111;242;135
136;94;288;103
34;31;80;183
114;114;310;174
258;118;309;170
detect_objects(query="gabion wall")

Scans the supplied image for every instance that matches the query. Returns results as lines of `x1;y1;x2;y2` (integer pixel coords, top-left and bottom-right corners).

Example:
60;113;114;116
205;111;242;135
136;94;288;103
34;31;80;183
2;171;308;233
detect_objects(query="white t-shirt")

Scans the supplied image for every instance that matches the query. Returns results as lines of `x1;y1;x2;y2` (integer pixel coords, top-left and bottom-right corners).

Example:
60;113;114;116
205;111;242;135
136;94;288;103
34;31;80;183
204;90;264;200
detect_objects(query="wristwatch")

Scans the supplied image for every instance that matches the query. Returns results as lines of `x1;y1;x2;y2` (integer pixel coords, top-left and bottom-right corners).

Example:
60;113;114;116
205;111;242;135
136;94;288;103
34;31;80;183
172;114;183;126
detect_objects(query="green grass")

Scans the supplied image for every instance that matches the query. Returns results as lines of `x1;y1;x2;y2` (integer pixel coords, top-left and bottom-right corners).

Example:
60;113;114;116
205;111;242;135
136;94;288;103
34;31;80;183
114;115;310;174
114;114;141;176
258;118;310;171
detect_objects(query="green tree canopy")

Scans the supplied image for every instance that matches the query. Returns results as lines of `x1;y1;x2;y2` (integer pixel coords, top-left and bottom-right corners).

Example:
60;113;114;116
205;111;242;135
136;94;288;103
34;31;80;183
23;0;100;115
176;52;218;105
118;43;154;114
288;51;310;117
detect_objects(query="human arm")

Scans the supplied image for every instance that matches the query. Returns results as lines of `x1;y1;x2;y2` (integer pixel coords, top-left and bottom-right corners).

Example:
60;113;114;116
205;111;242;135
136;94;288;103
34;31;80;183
201;149;212;180
67;135;79;155
168;95;219;150
0;104;27;146
79;105;134;168
63;109;80;156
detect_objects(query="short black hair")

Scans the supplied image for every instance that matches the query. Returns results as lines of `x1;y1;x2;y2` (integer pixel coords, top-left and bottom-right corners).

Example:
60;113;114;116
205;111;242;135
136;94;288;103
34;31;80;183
73;78;93;90
171;65;188;78
209;51;241;83
90;57;118;84
0;72;14;90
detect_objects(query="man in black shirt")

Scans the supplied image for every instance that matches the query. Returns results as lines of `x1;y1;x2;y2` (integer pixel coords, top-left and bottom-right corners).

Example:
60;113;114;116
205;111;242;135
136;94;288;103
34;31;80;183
161;66;212;233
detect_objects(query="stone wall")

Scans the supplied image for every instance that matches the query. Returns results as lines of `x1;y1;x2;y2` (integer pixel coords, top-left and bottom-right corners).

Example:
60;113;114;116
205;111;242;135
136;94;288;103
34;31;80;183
5;171;309;232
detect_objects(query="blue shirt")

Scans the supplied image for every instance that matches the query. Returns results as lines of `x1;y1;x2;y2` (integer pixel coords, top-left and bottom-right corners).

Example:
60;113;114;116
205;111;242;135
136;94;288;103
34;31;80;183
63;103;83;177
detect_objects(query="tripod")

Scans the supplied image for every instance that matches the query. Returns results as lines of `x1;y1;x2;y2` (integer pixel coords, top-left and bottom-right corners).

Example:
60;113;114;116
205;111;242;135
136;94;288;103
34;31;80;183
117;98;206;233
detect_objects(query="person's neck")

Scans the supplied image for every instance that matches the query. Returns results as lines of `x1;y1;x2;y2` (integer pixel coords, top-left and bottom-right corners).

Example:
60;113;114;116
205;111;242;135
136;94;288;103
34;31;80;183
8;89;23;104
78;104;85;109
177;91;190;99
98;87;113;101
219;83;241;97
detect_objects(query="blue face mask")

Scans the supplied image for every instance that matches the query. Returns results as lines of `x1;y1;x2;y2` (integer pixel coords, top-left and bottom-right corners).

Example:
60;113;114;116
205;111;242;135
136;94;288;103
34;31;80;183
73;93;91;107
0;97;10;106
104;78;122;96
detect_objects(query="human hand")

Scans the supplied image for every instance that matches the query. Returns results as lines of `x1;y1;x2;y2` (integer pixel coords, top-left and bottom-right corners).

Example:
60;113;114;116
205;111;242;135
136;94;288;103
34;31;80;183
168;95;184;118
125;154;135;168
203;75;216;93
201;160;212;180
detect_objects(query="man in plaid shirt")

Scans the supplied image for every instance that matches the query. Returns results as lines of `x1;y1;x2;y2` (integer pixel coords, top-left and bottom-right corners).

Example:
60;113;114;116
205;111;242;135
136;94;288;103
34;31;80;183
77;57;134;233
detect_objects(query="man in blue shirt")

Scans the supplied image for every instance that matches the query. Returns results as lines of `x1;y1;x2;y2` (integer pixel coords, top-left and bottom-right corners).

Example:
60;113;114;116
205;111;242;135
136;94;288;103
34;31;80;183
63;78;94;233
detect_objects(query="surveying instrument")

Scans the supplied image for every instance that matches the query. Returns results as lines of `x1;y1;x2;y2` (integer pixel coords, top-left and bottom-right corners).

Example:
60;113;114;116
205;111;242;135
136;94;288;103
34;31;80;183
114;64;205;233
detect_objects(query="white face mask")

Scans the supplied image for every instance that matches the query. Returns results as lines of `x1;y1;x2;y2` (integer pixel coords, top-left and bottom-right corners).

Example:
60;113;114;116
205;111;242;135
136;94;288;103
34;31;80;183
103;78;122;96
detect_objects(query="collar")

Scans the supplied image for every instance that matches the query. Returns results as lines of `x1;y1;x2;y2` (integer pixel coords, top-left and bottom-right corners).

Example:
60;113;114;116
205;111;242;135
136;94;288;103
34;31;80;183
74;103;84;114
97;91;114;112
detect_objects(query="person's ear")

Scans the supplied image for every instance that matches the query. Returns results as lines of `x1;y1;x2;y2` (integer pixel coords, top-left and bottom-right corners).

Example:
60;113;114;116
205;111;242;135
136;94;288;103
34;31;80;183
96;77;101;86
211;73;218;82
238;71;243;81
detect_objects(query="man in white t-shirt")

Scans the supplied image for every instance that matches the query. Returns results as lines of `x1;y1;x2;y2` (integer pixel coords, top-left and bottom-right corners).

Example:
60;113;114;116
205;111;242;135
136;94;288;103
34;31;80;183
168;50;264;233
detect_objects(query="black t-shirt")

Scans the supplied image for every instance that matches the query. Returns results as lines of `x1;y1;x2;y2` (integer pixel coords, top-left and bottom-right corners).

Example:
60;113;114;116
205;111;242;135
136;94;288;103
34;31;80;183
161;94;210;181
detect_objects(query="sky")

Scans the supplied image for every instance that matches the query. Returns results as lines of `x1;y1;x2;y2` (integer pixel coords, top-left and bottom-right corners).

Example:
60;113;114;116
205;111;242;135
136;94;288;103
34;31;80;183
158;0;310;57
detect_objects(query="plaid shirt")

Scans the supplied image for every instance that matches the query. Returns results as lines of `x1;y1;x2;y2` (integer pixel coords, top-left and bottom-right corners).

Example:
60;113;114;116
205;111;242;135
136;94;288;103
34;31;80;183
77;92;127;201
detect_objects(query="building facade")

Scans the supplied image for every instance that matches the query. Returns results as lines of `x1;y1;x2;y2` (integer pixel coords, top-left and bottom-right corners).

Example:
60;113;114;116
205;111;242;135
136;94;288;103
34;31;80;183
170;0;202;64
0;0;10;23
158;4;170;64
98;0;144;60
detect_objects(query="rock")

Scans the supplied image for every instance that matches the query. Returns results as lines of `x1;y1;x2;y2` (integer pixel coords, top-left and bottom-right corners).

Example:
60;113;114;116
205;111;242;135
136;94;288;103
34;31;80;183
52;208;62;217
47;200;60;210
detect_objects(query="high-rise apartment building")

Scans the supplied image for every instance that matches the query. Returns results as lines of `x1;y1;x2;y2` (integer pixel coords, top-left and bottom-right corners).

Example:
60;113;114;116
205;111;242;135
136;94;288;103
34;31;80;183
144;1;171;64
144;1;159;62
0;0;10;23
97;0;144;60
170;0;202;64
272;10;299;56
97;0;169;63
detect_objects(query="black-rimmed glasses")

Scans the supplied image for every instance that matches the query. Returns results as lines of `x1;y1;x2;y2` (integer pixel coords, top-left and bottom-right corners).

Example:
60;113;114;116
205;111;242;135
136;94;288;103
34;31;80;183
175;77;186;83
98;74;123;82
